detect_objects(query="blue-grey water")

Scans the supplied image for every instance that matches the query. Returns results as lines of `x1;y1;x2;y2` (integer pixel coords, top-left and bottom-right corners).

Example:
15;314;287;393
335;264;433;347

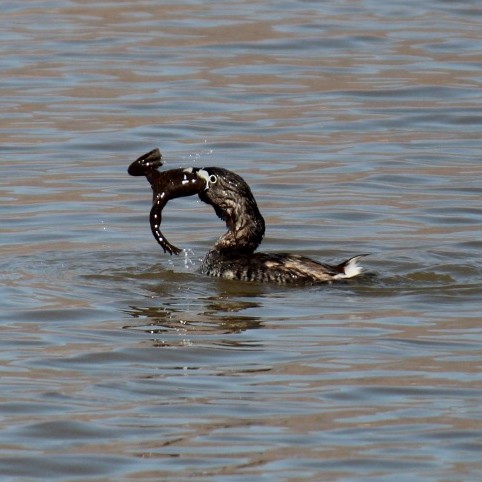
1;1;482;480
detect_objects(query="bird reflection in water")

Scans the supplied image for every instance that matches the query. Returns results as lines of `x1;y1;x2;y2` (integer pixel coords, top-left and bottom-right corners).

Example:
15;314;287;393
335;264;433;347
123;294;264;347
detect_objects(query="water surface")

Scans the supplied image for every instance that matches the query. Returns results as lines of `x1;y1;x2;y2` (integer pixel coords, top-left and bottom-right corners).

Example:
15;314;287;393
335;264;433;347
1;1;482;480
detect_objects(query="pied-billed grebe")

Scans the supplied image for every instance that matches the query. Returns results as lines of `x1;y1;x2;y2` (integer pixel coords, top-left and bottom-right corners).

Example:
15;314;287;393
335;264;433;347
128;149;367;284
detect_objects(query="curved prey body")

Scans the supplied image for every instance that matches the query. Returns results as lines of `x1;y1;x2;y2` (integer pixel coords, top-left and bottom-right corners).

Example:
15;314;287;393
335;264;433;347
128;150;208;255
128;149;367;284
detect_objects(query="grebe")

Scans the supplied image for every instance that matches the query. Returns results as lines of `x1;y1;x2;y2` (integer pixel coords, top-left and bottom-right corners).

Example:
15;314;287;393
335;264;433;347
128;149;367;284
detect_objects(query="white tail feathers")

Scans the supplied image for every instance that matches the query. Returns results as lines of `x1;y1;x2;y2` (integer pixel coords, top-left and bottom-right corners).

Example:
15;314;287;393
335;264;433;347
333;254;368;280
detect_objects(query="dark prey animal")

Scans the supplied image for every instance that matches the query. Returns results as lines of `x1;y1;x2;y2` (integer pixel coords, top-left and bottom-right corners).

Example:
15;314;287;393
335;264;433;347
128;148;367;284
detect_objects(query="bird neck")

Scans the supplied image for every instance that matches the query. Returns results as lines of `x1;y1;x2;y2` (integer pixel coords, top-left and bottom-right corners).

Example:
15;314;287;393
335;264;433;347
214;197;265;255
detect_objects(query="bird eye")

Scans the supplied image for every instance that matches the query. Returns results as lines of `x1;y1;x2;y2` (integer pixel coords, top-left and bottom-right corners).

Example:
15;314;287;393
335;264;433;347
209;174;217;184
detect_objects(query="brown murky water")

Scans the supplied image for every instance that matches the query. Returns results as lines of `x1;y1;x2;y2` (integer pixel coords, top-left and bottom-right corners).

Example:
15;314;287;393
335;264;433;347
1;1;482;480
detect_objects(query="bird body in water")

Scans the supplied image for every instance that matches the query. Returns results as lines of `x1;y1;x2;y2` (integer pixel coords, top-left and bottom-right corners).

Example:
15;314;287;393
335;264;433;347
128;149;367;284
